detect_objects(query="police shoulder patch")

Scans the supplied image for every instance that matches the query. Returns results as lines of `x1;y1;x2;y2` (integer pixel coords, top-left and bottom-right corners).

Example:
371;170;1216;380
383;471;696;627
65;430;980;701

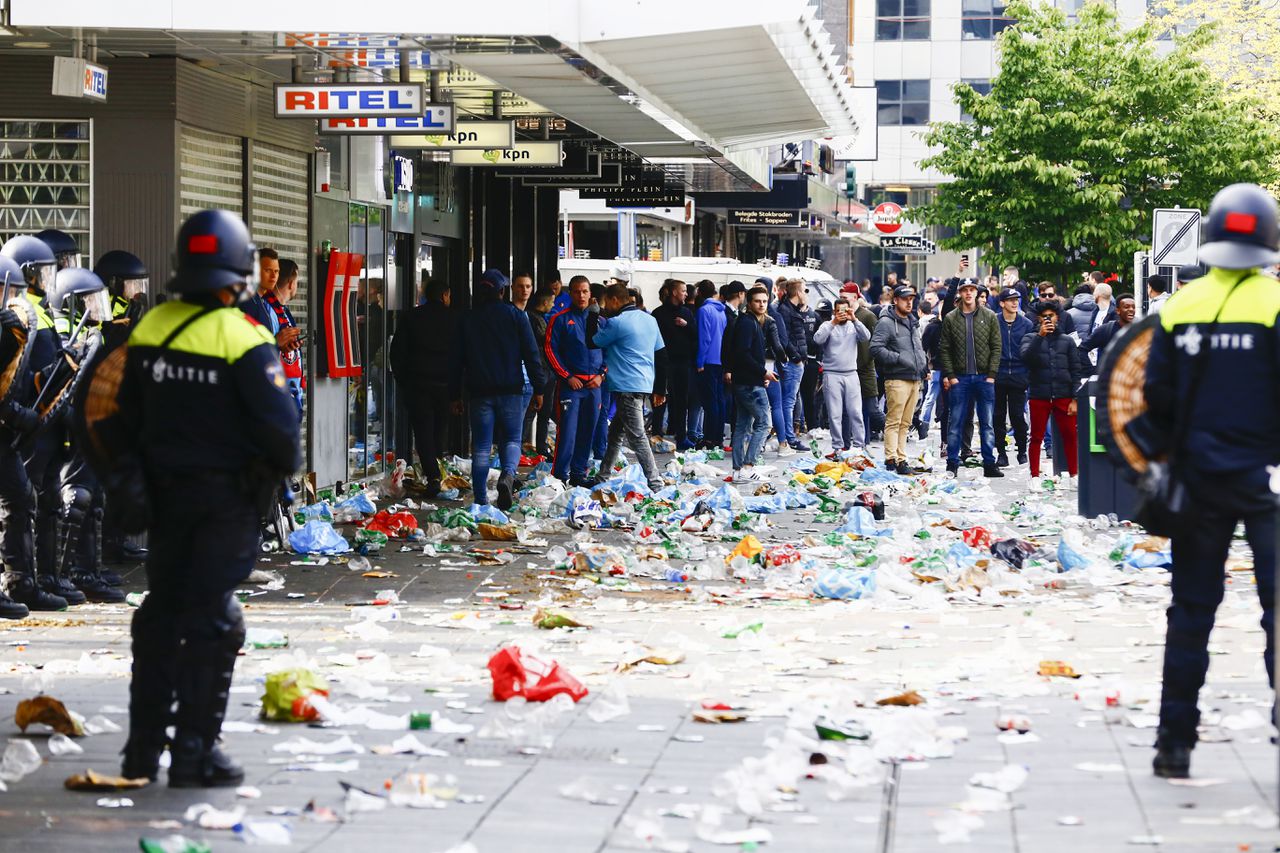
266;360;286;390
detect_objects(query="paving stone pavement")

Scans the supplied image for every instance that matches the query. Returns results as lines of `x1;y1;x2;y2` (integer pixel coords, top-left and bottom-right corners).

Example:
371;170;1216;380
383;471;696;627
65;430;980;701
0;440;1275;853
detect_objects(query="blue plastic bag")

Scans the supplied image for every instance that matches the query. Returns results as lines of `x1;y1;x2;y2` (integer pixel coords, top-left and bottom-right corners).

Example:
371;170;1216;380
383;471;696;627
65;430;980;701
814;568;877;600
563;487;604;527
335;491;376;516
857;468;904;486
601;463;651;497
288;519;352;555
743;494;788;514
835;506;885;537
297;502;333;522
470;503;510;524
1124;549;1171;570
785;489;818;509
706;485;741;512
1056;537;1090;572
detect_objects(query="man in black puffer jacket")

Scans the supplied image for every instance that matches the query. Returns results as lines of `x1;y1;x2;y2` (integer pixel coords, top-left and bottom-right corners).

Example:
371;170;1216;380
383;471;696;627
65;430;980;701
1020;300;1085;485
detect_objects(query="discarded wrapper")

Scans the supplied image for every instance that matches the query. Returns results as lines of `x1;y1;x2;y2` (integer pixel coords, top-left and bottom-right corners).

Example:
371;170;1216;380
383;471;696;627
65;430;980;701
876;690;925;707
64;768;150;791
15;696;84;737
1038;660;1082;679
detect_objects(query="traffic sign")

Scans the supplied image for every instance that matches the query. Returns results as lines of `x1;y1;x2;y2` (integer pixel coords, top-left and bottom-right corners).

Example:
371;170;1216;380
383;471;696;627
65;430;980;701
872;202;903;234
1151;208;1201;267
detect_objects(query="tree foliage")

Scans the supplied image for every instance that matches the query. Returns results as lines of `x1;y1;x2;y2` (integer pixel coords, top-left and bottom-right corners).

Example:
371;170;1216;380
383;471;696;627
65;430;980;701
911;0;1280;283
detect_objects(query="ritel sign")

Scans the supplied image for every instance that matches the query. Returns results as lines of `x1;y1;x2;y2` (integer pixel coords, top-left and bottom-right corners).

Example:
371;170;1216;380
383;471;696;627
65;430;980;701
274;83;424;118
388;120;513;150
450;142;563;167
51;56;108;101
318;105;454;134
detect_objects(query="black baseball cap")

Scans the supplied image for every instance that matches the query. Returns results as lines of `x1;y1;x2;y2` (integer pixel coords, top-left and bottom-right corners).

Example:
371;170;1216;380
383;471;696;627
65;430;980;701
893;285;916;299
998;287;1021;302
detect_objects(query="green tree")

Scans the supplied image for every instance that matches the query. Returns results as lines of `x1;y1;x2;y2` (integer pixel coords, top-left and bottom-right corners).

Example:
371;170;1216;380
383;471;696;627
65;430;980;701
912;0;1280;284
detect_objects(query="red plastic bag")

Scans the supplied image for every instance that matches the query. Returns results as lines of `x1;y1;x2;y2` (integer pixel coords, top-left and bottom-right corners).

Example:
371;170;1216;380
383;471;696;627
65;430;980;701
360;510;420;538
487;645;589;703
962;526;992;549
764;544;801;567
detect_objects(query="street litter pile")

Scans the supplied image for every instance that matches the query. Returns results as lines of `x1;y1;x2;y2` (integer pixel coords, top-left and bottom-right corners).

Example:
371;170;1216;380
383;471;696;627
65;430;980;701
3;438;1274;851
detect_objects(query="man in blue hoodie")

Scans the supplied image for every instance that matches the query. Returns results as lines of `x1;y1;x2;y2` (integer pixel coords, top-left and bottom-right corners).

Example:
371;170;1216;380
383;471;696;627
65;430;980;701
545;277;604;486
450;269;545;510
590;284;667;490
993;287;1033;467
696;281;742;450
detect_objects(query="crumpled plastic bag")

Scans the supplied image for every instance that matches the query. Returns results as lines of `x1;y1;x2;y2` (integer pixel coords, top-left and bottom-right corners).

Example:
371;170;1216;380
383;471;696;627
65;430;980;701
850;490;885;521
360;510;420;538
990;538;1038;569
1057;533;1090;572
599;464;651;497
470;503;509;524
706;484;746;513
487;645;589;703
296;501;334;523
260;669;331;722
332;491;377;522
813;568;877;600
289;520;351;555
743;493;788;513
836;505;884;537
564;490;604;528
726;535;763;564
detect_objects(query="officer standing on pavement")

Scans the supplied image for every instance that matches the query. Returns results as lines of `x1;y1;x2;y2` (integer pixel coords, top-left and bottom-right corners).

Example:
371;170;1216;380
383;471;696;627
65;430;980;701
117;209;300;786
0;235;76;610
1144;183;1280;779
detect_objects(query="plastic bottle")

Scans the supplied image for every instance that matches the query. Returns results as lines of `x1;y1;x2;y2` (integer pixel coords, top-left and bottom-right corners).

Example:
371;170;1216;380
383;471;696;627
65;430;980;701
409;711;433;730
663;567;689;583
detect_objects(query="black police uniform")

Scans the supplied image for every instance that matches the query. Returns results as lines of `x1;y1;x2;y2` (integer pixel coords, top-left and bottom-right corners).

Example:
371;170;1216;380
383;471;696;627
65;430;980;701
1143;183;1280;777
118;220;299;786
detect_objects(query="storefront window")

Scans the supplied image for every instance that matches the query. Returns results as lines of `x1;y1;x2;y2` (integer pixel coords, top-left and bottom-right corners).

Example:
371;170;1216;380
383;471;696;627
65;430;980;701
0;120;91;264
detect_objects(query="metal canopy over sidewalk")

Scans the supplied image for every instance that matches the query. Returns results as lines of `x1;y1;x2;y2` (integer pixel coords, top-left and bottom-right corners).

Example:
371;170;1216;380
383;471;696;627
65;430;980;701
3;0;867;191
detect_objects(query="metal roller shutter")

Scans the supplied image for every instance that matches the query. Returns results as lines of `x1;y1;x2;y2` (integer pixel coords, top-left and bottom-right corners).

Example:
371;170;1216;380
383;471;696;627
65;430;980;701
248;142;309;331
178;125;243;219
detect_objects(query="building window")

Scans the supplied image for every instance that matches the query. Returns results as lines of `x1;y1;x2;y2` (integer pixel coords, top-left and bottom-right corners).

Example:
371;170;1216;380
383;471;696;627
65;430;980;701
962;0;1014;39
0;120;91;264
960;79;992;123
877;80;931;126
876;0;931;40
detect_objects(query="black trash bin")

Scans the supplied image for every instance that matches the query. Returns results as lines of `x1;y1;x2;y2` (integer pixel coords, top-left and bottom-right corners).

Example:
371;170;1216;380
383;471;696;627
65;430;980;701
1076;378;1139;520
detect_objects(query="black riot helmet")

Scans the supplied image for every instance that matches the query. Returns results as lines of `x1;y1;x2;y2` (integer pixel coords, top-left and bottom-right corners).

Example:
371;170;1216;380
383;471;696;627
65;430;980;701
0;256;23;296
0;235;57;295
171;209;258;300
35;228;81;269
94;250;150;314
49;267;110;330
1198;183;1280;270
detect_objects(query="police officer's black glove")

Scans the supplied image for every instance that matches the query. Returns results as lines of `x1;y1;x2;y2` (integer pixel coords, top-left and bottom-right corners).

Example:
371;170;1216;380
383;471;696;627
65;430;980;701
0;400;38;437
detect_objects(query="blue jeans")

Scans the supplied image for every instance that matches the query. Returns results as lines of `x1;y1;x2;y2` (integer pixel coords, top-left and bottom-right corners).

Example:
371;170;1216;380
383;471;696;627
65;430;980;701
767;376;784;444
520;382;533;431
469;394;524;504
552;383;602;481
778;361;802;445
731;385;770;470
921;370;942;425
697;366;727;447
946;375;997;466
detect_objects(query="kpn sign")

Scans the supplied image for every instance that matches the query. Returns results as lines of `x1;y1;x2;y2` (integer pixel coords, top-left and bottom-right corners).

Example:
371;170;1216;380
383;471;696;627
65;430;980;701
449;142;563;167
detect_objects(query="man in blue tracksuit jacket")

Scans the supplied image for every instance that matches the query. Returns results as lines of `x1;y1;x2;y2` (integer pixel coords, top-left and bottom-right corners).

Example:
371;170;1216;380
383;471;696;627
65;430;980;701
696;281;744;449
545;276;604;486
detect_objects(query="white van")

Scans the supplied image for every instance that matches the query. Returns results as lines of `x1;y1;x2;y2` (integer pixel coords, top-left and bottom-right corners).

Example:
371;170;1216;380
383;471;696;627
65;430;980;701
557;257;842;310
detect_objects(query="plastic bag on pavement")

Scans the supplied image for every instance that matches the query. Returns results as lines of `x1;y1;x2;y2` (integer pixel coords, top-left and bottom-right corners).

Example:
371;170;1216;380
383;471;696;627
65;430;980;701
990;538;1038;569
600;464;651;497
260;669;331;722
726;535;763;564
289;520;351;555
0;739;41;782
360;510;420;538
488;645;589;703
295;501;334;524
470;504;509;525
564;490;604;528
377;459;408;500
850;490;886;520
743;493;787;514
836;506;884;537
1057;531;1091;572
706;485;746;514
333;491;377;521
813;568;877;600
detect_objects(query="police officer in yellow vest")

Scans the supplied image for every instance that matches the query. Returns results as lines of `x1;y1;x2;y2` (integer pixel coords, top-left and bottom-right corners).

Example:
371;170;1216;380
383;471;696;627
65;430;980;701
118;209;300;787
0;235;78;611
1144;183;1280;779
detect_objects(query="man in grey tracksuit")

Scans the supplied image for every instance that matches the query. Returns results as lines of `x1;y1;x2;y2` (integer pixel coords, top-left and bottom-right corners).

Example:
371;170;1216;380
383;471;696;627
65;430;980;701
814;297;872;453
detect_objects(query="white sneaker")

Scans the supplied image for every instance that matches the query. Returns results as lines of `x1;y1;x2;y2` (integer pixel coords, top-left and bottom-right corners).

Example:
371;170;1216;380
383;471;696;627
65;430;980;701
1061;475;1077;491
777;444;796;458
733;468;760;483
